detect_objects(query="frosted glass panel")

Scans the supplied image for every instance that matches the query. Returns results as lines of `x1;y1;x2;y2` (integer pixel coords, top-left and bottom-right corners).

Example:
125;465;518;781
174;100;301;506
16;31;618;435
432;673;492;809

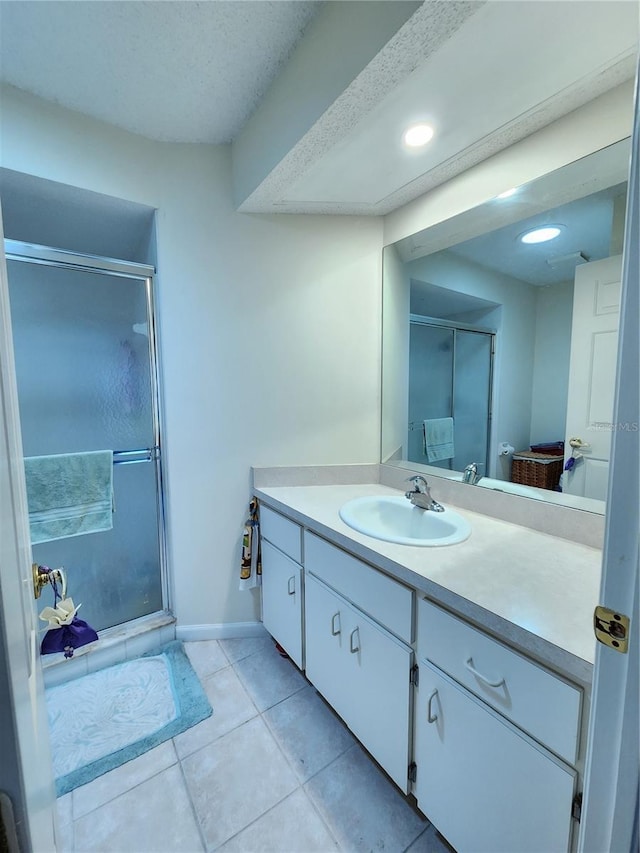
31;462;162;632
453;331;492;471
7;260;153;455
408;325;453;468
408;323;492;472
7;256;163;631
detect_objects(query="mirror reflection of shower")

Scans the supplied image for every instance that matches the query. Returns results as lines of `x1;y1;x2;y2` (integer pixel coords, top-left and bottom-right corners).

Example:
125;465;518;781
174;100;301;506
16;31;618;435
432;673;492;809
408;318;493;476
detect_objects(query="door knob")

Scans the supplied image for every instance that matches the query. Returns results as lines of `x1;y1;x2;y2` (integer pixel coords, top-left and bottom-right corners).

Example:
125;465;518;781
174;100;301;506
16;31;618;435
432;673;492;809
32;564;66;600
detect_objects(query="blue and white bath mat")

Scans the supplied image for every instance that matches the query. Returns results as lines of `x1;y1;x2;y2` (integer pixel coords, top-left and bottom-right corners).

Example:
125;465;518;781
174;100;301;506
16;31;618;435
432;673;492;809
46;641;212;795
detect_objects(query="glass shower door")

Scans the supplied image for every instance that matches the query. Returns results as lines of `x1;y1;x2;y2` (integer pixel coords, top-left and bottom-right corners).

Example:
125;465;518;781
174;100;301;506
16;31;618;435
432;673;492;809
407;321;493;474
452;330;493;472
7;249;165;632
408;324;454;468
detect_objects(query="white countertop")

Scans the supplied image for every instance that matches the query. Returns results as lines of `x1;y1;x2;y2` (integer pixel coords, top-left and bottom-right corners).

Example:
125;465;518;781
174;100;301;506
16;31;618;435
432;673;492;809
254;482;603;684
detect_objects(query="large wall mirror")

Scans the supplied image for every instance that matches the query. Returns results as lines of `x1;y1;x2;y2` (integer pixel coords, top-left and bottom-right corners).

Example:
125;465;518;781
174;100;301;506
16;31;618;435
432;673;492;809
381;138;631;514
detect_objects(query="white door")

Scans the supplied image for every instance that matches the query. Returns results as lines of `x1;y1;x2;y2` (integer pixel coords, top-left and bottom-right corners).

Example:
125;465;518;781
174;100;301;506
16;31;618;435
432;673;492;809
261;540;303;668
564;255;622;499
0;223;57;848
414;662;576;853
305;573;412;792
578;67;639;852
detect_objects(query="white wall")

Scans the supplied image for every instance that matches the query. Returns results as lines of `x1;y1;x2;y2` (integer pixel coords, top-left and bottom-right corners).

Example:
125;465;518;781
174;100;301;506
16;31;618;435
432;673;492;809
0;86;383;629
381;244;409;461
530;281;574;444
406;251;537;477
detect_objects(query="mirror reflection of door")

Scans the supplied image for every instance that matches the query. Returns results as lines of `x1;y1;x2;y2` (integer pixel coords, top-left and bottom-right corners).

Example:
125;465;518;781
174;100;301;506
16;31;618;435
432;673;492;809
563;255;622;500
408;319;493;474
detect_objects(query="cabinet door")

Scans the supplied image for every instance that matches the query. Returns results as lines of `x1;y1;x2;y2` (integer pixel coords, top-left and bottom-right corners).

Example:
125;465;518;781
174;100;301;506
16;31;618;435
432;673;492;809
305;573;412;792
414;662;576;853
261;540;303;668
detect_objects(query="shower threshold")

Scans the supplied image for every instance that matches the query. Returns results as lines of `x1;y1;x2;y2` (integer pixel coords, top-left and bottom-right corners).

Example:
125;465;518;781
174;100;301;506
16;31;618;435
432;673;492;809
41;610;176;688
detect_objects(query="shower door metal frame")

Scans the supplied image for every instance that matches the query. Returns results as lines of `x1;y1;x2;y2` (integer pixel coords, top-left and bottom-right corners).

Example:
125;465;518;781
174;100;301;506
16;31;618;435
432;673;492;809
409;314;496;472
4;239;171;619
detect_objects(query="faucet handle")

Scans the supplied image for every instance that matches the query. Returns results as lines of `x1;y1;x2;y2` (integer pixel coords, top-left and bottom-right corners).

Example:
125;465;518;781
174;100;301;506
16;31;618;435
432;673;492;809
406;475;429;492
463;462;484;485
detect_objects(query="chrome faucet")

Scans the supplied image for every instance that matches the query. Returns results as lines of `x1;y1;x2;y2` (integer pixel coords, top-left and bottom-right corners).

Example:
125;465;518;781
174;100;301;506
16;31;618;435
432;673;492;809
462;462;484;485
405;475;445;512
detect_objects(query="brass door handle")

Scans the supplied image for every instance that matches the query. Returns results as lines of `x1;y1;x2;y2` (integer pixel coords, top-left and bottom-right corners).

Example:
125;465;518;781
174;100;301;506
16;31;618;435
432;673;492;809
32;564;66;600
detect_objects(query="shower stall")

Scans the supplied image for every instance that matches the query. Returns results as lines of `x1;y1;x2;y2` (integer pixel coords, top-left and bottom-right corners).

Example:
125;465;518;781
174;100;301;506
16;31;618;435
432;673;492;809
5;240;168;633
408;318;494;474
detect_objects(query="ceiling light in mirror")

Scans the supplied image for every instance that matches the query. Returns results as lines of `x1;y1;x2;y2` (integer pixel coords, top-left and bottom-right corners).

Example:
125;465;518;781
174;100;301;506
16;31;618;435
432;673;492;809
520;225;562;244
403;123;434;148
496;187;518;199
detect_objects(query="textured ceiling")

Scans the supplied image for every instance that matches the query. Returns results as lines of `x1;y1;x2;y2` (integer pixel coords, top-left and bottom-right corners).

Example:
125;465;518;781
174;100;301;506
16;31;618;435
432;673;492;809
0;0;321;143
0;0;636;216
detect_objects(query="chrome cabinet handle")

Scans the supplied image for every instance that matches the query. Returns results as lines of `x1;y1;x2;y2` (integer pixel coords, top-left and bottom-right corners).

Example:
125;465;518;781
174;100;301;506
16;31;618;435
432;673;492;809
331;612;341;636
349;627;360;654
287;576;295;595
465;657;505;688
427;689;439;723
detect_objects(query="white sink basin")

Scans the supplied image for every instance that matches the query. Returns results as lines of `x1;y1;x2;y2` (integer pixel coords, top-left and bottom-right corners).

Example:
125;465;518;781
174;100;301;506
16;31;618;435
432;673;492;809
339;495;471;547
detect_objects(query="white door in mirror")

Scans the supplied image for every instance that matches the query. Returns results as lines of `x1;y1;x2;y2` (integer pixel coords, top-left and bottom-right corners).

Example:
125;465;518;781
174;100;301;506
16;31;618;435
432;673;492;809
339;496;470;546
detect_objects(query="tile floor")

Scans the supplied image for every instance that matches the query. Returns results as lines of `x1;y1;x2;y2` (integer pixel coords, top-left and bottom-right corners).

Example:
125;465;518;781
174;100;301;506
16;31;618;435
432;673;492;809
55;636;451;853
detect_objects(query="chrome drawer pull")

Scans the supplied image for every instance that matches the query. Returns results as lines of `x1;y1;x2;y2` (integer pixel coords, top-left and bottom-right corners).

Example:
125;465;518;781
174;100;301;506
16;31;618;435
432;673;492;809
331;612;341;636
465;657;505;688
427;689;439;723
349;627;360;653
287;576;296;595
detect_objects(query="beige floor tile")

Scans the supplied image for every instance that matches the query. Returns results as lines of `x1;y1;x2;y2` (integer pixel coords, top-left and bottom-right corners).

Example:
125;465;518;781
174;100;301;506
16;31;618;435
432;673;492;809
405;825;454;852
174;665;258;759
216;789;339;853
218;636;274;664
181;716;298;850
73;763;203;852
185;640;229;681
263;686;354;782
56;792;73;825
305;745;428;853
55;819;74;853
233;644;306;712
72;740;177;819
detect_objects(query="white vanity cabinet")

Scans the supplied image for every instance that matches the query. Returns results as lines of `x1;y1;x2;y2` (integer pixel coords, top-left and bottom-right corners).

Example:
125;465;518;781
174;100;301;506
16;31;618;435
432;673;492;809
304;532;414;793
257;493;588;853
259;505;303;668
414;599;581;853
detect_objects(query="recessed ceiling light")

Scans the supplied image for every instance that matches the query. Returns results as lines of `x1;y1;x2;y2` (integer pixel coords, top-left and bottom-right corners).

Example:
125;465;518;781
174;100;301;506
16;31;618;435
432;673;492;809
496;187;518;199
403;123;434;148
520;226;562;244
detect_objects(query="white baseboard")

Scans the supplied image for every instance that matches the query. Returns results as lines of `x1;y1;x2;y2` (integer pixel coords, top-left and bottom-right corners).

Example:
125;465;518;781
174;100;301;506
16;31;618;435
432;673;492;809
175;621;268;642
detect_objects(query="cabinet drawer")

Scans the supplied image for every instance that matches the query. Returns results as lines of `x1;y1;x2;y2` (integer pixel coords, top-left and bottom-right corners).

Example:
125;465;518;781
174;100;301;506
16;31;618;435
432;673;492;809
261;541;303;669
305;573;412;792
259;504;302;563
304;531;412;643
415;661;575;853
418;598;581;765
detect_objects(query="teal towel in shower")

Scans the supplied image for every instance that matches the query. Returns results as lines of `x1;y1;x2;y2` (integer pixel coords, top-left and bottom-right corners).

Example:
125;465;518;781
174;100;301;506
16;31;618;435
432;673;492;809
423;418;455;462
24;451;113;544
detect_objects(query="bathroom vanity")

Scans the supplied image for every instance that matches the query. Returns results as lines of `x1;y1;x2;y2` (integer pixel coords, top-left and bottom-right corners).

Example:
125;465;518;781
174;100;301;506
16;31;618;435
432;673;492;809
254;476;602;853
